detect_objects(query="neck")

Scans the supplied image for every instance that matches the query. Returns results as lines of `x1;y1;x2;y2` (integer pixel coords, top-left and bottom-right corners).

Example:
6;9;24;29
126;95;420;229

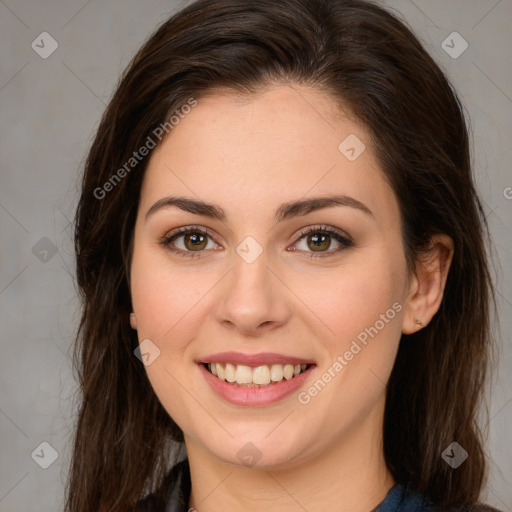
185;396;395;512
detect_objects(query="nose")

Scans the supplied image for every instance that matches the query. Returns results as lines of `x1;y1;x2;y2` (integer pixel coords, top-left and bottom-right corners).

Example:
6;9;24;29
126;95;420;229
213;244;292;336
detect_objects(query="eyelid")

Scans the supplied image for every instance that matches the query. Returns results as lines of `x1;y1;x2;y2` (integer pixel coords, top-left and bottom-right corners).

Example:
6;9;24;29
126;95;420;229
294;224;353;245
161;224;218;239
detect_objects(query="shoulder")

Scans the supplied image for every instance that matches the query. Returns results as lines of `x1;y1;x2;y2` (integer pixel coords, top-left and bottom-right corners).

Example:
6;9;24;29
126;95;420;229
397;483;505;512
460;505;505;512
432;502;505;512
134;458;191;512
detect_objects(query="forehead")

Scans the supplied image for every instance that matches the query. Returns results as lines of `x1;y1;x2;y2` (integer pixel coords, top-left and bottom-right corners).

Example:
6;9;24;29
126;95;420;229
139;85;399;227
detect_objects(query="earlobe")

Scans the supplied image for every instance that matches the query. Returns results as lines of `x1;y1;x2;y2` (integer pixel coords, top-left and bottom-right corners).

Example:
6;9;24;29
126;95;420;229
401;234;454;334
130;312;137;330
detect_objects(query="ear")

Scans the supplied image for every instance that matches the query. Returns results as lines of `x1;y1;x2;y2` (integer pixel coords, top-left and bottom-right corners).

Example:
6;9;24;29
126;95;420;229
402;234;454;334
130;312;137;330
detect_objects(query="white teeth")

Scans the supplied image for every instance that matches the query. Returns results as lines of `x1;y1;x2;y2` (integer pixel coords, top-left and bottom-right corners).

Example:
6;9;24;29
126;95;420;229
207;362;310;386
216;363;225;380
253;365;271;385
235;364;253;384
283;364;294;380
270;364;283;382
225;363;236;383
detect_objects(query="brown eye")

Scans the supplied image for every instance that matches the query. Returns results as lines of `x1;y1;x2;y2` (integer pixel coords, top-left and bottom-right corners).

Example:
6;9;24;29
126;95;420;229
293;225;354;258
306;232;331;252
160;226;220;257
183;232;208;251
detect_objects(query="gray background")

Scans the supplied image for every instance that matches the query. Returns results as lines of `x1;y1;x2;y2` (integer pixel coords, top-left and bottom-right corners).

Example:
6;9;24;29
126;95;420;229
0;0;511;510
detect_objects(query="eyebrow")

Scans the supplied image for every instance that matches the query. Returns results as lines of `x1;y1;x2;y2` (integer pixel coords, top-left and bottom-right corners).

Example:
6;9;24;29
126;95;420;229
145;194;374;223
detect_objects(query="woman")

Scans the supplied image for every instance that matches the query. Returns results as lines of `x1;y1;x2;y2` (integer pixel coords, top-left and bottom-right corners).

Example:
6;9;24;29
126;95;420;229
66;0;502;511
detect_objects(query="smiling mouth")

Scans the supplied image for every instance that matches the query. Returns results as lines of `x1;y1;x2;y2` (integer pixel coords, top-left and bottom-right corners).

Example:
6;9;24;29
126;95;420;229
203;362;314;387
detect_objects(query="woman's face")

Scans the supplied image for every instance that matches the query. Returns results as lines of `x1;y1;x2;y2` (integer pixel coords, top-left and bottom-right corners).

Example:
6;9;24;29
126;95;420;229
130;85;412;468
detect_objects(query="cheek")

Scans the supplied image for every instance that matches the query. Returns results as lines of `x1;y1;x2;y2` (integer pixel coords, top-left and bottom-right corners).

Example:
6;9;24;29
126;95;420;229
292;261;403;344
130;246;206;342
300;265;403;414
292;259;405;410
129;248;206;425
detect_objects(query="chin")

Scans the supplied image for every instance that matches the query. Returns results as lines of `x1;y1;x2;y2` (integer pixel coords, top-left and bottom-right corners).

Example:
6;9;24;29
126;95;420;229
210;435;308;471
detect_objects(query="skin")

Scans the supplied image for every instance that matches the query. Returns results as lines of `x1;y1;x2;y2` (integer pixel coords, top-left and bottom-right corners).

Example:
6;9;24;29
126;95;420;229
129;84;453;512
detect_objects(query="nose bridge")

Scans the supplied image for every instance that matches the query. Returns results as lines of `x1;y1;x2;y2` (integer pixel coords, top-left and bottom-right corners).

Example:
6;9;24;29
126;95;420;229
230;235;273;302
214;235;290;332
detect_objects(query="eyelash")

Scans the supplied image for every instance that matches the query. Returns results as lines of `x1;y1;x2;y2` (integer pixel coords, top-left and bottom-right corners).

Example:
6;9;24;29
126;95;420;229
159;224;354;259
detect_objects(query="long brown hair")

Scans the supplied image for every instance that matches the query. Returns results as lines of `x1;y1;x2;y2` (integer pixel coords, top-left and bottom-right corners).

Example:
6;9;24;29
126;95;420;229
67;0;497;510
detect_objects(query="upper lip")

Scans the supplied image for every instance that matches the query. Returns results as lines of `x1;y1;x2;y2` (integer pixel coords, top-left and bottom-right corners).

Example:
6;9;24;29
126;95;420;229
196;351;316;367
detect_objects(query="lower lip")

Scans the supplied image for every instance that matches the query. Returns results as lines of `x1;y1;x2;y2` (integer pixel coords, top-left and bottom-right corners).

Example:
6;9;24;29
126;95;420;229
198;363;316;406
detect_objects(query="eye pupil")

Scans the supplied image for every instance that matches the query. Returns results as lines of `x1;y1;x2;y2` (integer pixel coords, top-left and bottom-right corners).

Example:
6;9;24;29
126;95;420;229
308;233;330;251
185;233;207;250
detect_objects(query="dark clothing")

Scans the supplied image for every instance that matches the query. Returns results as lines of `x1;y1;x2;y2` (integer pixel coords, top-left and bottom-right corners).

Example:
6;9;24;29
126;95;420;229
135;458;504;512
